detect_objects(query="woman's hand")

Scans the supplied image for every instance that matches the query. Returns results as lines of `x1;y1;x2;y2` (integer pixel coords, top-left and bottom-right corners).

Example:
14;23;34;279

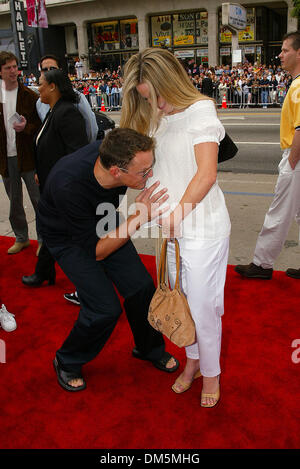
159;208;183;240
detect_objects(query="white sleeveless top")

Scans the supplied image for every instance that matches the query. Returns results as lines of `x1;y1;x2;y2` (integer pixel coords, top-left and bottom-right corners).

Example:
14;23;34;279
148;99;231;240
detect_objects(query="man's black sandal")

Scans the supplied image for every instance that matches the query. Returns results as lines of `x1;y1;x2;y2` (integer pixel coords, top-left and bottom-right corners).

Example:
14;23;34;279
132;348;179;373
53;357;86;392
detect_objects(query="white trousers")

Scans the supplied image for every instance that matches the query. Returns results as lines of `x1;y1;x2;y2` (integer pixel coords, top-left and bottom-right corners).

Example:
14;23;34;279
253;149;300;269
167;236;229;377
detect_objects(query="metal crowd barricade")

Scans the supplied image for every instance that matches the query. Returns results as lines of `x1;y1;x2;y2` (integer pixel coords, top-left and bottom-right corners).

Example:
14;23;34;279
89;85;285;111
94;91;122;111
211;85;284;108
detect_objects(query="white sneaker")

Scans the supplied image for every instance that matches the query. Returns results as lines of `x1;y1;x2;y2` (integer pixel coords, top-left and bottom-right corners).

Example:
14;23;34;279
0;304;17;332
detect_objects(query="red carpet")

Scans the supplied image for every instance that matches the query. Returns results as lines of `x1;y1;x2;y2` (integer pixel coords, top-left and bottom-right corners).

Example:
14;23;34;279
0;235;299;449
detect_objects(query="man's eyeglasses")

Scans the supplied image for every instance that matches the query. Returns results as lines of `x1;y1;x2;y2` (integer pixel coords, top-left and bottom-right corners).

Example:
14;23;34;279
40;66;59;72
118;165;154;179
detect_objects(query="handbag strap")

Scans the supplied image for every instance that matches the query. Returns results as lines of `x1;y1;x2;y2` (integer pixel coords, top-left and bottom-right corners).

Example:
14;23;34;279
157;239;167;286
155;227;165;278
174;239;181;290
157;238;181;290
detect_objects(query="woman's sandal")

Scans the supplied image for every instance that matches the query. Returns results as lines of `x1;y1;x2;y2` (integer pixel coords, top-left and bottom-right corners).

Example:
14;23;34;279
171;370;202;394
201;378;220;408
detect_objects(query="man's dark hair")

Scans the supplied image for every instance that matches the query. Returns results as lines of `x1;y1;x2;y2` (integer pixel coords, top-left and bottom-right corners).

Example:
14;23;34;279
282;31;300;51
44;69;79;103
0;51;19;71
40;54;61;68
99;128;155;169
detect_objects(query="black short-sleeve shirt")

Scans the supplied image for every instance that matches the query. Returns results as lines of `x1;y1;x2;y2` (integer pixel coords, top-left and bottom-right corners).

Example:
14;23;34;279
37;140;127;257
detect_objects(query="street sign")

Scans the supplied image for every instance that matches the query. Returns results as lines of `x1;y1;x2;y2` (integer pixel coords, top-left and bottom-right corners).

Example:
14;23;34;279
10;0;29;69
222;3;247;31
232;49;242;63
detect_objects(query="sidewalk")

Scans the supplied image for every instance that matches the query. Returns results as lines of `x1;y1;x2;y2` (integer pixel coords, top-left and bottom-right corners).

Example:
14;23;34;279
0;171;299;272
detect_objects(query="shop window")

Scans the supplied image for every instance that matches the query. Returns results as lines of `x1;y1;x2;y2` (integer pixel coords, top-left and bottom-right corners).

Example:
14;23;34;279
90;18;139;53
151;11;206;47
92;21;119;51
196;12;208;44
151;15;172;47
120;19;138;49
173;12;195;46
255;7;286;42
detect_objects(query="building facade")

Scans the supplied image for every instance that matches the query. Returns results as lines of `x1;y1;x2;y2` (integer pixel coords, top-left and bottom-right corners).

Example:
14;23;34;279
0;0;298;72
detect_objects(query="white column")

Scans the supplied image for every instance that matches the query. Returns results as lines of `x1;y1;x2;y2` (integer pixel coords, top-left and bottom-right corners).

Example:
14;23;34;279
231;31;239;66
76;22;89;72
138;15;149;51
287;6;298;32
208;9;218;67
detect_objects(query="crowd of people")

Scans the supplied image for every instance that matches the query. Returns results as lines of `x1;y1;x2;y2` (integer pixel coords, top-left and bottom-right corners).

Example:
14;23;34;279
21;58;293;110
1;31;299;408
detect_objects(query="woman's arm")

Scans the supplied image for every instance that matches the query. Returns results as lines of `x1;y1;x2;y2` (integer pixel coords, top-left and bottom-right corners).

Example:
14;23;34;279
58;105;89;154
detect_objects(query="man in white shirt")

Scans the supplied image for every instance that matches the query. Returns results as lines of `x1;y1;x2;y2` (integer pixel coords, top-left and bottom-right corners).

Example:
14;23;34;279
0;51;41;254
75;58;84;80
235;32;300;280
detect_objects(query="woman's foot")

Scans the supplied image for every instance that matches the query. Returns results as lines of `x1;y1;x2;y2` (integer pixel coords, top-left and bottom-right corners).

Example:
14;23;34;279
172;358;200;393
172;369;201;393
201;376;220;407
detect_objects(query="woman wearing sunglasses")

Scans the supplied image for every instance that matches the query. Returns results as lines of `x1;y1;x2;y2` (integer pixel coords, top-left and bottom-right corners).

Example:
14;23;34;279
22;69;88;287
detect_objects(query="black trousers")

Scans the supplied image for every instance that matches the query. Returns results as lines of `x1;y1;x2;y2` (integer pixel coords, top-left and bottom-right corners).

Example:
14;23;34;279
35;185;56;278
48;240;164;373
35;243;56;277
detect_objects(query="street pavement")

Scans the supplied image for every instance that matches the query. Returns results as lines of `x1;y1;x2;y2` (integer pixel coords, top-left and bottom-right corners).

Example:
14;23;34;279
0;107;299;273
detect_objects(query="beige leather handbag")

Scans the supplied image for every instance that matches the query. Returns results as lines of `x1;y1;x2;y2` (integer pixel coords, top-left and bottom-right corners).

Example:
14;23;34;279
148;238;196;348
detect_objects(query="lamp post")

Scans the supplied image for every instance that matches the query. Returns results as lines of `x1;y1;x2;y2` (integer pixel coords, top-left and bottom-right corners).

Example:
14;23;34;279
34;0;44;57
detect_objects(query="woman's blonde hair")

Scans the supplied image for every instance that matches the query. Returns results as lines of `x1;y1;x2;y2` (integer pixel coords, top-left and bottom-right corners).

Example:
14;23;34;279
120;47;209;135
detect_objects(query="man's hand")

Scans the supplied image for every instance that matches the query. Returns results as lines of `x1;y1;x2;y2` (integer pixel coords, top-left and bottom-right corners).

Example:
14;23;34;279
13;115;26;132
133;181;169;227
289;130;300;170
289;153;299;170
96;182;169;261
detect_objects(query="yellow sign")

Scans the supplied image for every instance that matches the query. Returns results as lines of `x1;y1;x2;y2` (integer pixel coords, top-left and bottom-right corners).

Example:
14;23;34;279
221;25;254;42
152;36;171;47
174;35;194;45
220;29;232;43
238;26;254;42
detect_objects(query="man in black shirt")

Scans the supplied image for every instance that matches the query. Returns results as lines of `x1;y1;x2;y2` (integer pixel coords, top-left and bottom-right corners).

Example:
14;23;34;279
201;74;214;97
38;128;179;392
260;74;270;108
250;74;260;106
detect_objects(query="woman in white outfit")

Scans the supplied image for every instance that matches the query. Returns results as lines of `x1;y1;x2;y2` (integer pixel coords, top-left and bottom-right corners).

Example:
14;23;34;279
120;48;231;407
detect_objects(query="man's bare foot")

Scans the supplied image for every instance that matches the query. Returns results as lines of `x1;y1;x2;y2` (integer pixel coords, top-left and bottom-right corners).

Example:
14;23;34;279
53;357;86;392
68;378;85;388
166;357;178;369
